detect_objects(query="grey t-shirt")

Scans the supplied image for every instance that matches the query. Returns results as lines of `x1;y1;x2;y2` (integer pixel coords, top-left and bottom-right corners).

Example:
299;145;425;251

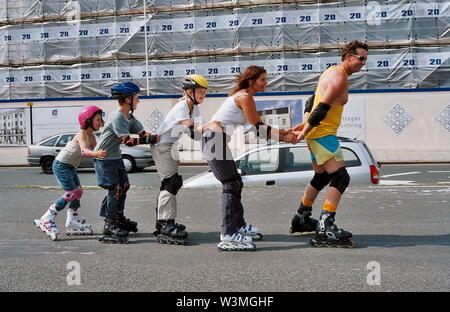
95;109;144;160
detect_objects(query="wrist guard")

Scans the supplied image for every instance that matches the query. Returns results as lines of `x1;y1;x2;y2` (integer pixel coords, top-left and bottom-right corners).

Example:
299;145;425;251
185;125;202;141
255;121;272;139
139;134;158;144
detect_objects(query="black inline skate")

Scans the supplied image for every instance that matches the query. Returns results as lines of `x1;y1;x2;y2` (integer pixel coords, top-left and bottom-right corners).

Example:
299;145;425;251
98;218;129;244
310;211;355;248
154;219;188;245
289;204;318;235
116;214;138;233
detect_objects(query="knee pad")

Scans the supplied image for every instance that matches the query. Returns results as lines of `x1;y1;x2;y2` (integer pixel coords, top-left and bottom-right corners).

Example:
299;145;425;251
122;182;130;195
63;187;83;202
107;185;122;201
329;167;350;194
222;175;243;197
161;173;183;196
310;172;331;191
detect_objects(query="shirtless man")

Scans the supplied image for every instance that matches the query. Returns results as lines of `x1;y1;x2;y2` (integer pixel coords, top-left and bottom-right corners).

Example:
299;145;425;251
290;40;368;247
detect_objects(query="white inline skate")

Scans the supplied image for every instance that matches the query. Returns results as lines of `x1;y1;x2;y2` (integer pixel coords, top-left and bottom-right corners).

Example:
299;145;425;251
217;232;256;251
238;224;263;240
65;208;93;235
33;204;59;241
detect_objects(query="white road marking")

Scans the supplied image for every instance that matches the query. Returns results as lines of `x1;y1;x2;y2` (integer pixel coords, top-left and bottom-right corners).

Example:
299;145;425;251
378;180;418;186
380;171;420;178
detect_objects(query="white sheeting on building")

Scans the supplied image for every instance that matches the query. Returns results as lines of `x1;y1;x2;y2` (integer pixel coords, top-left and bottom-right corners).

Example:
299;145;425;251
0;0;448;99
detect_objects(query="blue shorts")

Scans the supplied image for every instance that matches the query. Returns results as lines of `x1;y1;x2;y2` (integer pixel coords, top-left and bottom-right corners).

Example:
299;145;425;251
94;158;129;189
307;135;344;165
52;160;81;191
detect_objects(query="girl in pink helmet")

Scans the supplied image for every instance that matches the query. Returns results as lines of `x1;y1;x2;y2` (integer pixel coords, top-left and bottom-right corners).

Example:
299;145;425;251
33;106;107;241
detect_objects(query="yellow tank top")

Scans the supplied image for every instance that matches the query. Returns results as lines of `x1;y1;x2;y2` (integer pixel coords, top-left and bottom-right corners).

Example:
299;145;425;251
306;66;347;139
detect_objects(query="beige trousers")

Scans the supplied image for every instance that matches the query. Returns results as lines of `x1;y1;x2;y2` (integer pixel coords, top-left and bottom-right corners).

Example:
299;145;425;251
150;143;180;220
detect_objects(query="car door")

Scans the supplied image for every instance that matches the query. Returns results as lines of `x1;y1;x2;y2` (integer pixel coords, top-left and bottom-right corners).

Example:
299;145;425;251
276;144;370;186
276;146;316;186
237;147;282;186
340;144;370;185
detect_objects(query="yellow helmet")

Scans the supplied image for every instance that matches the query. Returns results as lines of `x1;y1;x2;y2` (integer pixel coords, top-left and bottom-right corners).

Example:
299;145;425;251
181;74;208;90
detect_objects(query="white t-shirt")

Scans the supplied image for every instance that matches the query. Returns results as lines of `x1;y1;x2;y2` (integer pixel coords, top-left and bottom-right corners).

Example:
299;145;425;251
156;99;201;144
210;91;253;136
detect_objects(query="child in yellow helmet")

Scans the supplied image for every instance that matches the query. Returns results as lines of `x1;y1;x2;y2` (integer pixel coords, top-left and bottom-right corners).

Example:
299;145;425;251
150;74;216;245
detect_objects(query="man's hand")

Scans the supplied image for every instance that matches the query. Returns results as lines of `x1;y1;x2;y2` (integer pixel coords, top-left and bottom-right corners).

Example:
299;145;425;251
292;122;305;132
280;132;298;144
294;130;308;143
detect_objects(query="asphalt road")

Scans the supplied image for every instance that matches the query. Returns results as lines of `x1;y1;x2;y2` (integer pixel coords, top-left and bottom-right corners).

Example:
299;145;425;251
0;164;449;294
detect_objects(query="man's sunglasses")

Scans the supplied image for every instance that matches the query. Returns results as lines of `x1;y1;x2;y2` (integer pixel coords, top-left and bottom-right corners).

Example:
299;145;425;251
351;54;367;62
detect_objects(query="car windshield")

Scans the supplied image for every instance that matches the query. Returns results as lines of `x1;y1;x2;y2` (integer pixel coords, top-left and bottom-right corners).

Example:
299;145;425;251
56;134;75;147
39;136;59;147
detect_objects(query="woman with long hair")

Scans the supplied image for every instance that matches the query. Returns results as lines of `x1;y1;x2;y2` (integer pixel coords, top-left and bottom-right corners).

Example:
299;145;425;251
202;65;296;251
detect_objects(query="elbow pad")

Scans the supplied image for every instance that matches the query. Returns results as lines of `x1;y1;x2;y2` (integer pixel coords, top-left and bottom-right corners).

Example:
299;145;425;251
308;102;331;127
304;94;315;114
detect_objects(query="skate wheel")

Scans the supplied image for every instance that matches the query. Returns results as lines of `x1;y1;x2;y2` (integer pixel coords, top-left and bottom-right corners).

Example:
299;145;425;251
217;242;256;251
289;228;315;236
247;233;263;240
309;238;355;248
98;236;128;244
156;234;187;246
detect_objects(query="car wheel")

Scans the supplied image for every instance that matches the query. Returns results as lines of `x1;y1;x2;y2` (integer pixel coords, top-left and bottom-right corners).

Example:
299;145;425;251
41;156;54;174
122;155;136;173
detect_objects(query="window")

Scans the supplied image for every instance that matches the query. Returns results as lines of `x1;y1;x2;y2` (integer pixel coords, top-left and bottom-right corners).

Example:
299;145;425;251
342;148;361;167
56;134;74;147
238;148;279;175
282;146;312;172
282;146;361;171
39;136;59;147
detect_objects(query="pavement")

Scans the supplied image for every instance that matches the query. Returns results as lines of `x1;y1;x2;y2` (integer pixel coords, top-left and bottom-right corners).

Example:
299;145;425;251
0;183;449;293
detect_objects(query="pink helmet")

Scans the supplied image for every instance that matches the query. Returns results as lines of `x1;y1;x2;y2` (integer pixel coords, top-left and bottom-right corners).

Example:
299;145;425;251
78;106;103;129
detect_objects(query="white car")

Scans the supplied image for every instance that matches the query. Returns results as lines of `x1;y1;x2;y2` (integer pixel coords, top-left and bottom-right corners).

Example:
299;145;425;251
183;137;380;188
27;132;154;174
